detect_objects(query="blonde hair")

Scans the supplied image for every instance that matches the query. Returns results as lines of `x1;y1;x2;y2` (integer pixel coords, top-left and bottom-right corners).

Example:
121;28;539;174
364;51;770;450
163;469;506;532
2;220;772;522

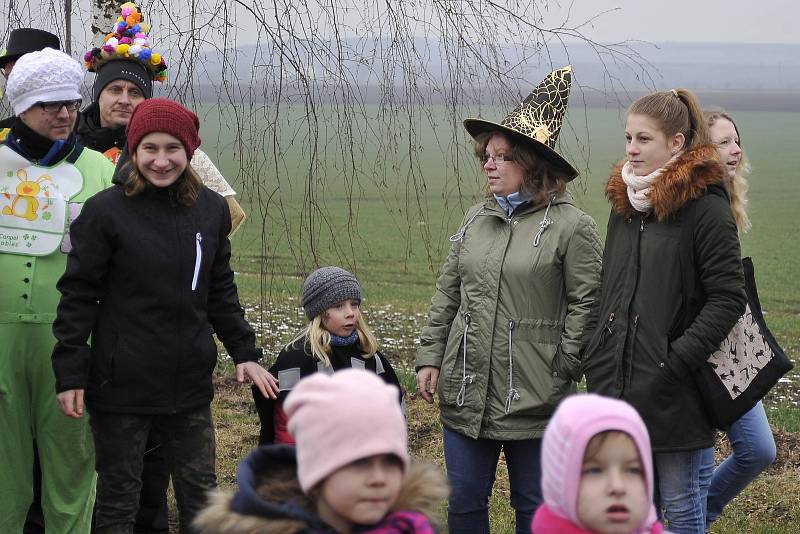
628;89;711;150
288;311;379;367
473;131;568;205
705;109;752;233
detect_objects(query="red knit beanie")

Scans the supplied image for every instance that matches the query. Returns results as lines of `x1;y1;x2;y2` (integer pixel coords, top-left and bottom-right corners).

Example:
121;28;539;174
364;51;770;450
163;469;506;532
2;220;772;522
126;98;201;158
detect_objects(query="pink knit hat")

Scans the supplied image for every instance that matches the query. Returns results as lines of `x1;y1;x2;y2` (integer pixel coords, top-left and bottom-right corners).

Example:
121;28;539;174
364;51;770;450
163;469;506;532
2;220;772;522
285;368;409;492
541;394;658;532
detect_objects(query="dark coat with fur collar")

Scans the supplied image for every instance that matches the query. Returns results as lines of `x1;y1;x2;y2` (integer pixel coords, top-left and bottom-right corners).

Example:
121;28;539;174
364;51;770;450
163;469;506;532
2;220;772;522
194;445;448;534
582;145;745;452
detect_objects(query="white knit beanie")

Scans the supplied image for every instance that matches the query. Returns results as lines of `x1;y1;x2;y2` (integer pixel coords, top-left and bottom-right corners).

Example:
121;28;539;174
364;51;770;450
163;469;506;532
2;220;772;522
6;48;83;116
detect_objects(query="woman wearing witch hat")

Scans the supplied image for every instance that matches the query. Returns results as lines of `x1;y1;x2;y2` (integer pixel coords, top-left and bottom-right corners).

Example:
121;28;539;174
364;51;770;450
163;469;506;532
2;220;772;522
416;66;602;534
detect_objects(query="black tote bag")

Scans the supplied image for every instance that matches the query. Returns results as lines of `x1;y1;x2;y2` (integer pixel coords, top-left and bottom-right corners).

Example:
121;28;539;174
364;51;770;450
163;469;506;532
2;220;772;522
694;257;794;429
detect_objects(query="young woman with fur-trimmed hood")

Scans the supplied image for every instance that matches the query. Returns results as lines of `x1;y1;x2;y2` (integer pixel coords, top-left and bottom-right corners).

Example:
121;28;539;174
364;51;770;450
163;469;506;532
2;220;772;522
582;89;746;533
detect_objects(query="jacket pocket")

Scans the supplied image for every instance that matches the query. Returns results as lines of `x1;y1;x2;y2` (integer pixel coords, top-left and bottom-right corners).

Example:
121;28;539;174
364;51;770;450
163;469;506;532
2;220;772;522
506;318;563;416
440;311;473;406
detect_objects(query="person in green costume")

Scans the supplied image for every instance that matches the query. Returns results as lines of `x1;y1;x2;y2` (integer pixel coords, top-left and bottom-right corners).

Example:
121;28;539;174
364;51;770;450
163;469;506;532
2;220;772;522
0;47;114;533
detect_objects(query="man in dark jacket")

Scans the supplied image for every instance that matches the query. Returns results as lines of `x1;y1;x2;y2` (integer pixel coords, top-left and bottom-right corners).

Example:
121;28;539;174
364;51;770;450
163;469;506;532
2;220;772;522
0;28;61;131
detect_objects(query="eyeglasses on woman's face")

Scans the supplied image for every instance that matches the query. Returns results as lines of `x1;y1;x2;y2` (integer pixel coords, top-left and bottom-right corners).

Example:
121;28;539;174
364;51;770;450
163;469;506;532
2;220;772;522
479;154;514;165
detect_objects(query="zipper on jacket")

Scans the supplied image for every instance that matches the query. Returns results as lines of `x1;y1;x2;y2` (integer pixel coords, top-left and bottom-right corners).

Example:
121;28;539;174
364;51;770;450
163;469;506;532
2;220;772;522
533;195;555;247
624;314;640;390
191;233;202;291
456;312;474;407
599;312;615;347
504;319;520;414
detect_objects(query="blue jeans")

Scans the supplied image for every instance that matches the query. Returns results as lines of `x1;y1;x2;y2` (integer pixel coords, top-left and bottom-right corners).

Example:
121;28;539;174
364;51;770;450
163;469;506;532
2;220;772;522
653;447;715;534
706;401;775;526
442;426;542;534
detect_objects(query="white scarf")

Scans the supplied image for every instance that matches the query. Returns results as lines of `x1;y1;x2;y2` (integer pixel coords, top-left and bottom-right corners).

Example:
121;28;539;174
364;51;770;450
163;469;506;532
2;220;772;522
621;157;675;213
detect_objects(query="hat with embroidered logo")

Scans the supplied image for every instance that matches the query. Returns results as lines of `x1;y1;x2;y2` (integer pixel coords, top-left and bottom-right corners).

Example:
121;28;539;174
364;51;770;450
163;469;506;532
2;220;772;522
285;369;408;492
6;48;82;116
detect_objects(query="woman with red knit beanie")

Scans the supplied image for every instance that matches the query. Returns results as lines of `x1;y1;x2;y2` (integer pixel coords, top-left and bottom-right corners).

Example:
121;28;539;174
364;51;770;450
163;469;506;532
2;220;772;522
52;98;279;533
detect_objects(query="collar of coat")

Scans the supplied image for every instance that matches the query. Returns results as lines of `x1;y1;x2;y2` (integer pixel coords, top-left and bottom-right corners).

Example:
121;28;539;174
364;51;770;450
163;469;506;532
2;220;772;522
483;190;575;218
194;445;448;534
606;144;729;221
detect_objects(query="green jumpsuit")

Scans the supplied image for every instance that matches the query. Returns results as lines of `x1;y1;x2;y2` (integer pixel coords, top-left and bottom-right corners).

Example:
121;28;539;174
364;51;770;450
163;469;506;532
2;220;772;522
0;138;113;533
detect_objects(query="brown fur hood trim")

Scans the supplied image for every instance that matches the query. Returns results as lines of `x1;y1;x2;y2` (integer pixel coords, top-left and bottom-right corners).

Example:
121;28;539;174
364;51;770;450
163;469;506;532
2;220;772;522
606;144;728;221
194;452;448;534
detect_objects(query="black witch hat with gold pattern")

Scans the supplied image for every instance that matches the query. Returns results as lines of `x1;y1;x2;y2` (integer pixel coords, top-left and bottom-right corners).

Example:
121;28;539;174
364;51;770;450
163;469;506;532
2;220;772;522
464;65;577;179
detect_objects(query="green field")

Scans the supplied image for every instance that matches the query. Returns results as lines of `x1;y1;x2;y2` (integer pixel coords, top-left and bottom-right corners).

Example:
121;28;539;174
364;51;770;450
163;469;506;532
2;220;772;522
201;104;799;533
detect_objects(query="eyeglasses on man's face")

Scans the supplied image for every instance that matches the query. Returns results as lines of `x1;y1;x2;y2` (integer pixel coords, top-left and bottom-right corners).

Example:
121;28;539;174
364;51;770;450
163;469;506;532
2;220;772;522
36;99;82;113
479;154;514;165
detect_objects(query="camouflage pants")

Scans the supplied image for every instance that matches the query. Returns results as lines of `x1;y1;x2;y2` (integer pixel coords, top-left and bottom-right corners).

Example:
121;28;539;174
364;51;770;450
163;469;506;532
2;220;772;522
89;405;217;534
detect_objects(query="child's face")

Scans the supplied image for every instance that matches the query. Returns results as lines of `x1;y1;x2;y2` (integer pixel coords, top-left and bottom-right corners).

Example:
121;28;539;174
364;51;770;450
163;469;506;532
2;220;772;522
576;432;650;534
316;454;404;532
322;299;361;337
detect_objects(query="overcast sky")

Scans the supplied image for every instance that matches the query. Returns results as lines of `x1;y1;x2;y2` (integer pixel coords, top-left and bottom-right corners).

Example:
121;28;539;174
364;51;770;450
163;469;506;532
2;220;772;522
558;0;798;44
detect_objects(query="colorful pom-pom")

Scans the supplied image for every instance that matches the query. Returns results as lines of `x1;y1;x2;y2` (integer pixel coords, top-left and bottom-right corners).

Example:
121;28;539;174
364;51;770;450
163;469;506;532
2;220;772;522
119;37;132;45
101;45;115;54
106;37;119;47
150;53;161;65
83;51;93;61
138;48;152;61
117;43;130;55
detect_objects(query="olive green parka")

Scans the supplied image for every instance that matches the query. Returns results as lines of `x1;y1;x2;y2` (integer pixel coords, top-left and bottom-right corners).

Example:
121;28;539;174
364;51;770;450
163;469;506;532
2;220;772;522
416;193;602;439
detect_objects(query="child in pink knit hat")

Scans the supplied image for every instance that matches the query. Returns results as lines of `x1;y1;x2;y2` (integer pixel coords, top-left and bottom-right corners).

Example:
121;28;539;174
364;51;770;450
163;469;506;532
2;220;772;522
196;369;448;534
531;394;670;534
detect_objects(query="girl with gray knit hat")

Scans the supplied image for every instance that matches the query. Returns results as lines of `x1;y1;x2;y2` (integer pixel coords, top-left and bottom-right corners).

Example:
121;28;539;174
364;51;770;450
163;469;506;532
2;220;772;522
252;266;404;446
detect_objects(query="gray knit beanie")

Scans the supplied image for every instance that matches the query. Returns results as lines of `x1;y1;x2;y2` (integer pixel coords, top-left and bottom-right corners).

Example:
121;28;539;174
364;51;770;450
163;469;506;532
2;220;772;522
301;267;362;320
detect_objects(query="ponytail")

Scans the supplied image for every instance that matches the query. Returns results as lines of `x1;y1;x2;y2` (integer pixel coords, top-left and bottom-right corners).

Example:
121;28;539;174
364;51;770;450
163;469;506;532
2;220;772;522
628;88;710;150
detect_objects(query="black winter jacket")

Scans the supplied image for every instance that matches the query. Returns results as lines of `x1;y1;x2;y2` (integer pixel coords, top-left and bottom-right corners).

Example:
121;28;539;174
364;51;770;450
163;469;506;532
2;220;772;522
582;146;746;452
253;338;404;445
52;180;261;413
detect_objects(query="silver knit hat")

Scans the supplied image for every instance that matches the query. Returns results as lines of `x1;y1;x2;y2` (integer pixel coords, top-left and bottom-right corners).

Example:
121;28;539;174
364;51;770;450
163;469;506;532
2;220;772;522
301;266;362;320
6;48;82;116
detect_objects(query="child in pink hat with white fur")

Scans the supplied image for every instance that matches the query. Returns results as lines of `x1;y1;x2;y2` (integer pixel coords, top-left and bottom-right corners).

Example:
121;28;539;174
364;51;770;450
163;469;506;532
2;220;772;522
196;369;448;533
531;394;671;534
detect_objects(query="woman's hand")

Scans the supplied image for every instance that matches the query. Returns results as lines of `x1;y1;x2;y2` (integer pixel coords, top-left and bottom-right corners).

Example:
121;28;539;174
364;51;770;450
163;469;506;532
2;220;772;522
236;362;279;400
57;389;85;418
416;366;440;404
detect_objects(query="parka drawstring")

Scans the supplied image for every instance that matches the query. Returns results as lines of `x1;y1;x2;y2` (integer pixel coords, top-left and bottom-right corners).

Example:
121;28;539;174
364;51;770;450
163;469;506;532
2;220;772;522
449;209;484;242
533;195;556;247
504;320;520;414
456;312;474;407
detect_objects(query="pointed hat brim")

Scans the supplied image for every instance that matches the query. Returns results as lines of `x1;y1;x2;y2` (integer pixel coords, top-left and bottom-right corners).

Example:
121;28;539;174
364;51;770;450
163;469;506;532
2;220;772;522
464;65;578;180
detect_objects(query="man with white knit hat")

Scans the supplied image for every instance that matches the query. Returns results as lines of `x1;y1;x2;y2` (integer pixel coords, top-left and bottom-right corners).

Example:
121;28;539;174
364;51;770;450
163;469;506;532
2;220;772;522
0;47;114;533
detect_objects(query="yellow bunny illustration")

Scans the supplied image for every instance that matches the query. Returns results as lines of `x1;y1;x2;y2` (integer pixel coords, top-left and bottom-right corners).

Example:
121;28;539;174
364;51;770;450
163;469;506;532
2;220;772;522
2;169;52;221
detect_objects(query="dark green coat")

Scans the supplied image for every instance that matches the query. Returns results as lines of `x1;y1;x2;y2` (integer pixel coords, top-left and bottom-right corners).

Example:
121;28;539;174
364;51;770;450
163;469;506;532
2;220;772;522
582;145;746;452
417;193;602;439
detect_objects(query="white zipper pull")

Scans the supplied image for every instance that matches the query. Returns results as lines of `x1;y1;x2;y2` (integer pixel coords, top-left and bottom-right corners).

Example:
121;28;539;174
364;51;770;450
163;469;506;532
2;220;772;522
191;232;202;291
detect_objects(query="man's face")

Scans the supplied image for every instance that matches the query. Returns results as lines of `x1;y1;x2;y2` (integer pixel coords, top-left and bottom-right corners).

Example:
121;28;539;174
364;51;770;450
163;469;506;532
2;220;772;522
98;79;145;128
20;101;79;141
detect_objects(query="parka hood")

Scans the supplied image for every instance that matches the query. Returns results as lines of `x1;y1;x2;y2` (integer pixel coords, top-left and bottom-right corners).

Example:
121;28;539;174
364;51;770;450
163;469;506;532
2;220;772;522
606;144;729;221
194;445;448;534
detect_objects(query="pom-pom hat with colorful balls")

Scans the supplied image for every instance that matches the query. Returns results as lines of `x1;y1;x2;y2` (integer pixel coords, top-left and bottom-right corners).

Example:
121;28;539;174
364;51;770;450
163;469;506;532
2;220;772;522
83;2;167;101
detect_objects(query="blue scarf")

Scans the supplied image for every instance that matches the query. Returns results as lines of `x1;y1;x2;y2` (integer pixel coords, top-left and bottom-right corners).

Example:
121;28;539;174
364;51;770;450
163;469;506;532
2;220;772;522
494;190;533;216
330;331;359;346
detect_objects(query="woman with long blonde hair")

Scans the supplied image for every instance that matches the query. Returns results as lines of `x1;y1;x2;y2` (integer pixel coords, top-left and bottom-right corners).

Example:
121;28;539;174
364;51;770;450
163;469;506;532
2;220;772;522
704;109;775;529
